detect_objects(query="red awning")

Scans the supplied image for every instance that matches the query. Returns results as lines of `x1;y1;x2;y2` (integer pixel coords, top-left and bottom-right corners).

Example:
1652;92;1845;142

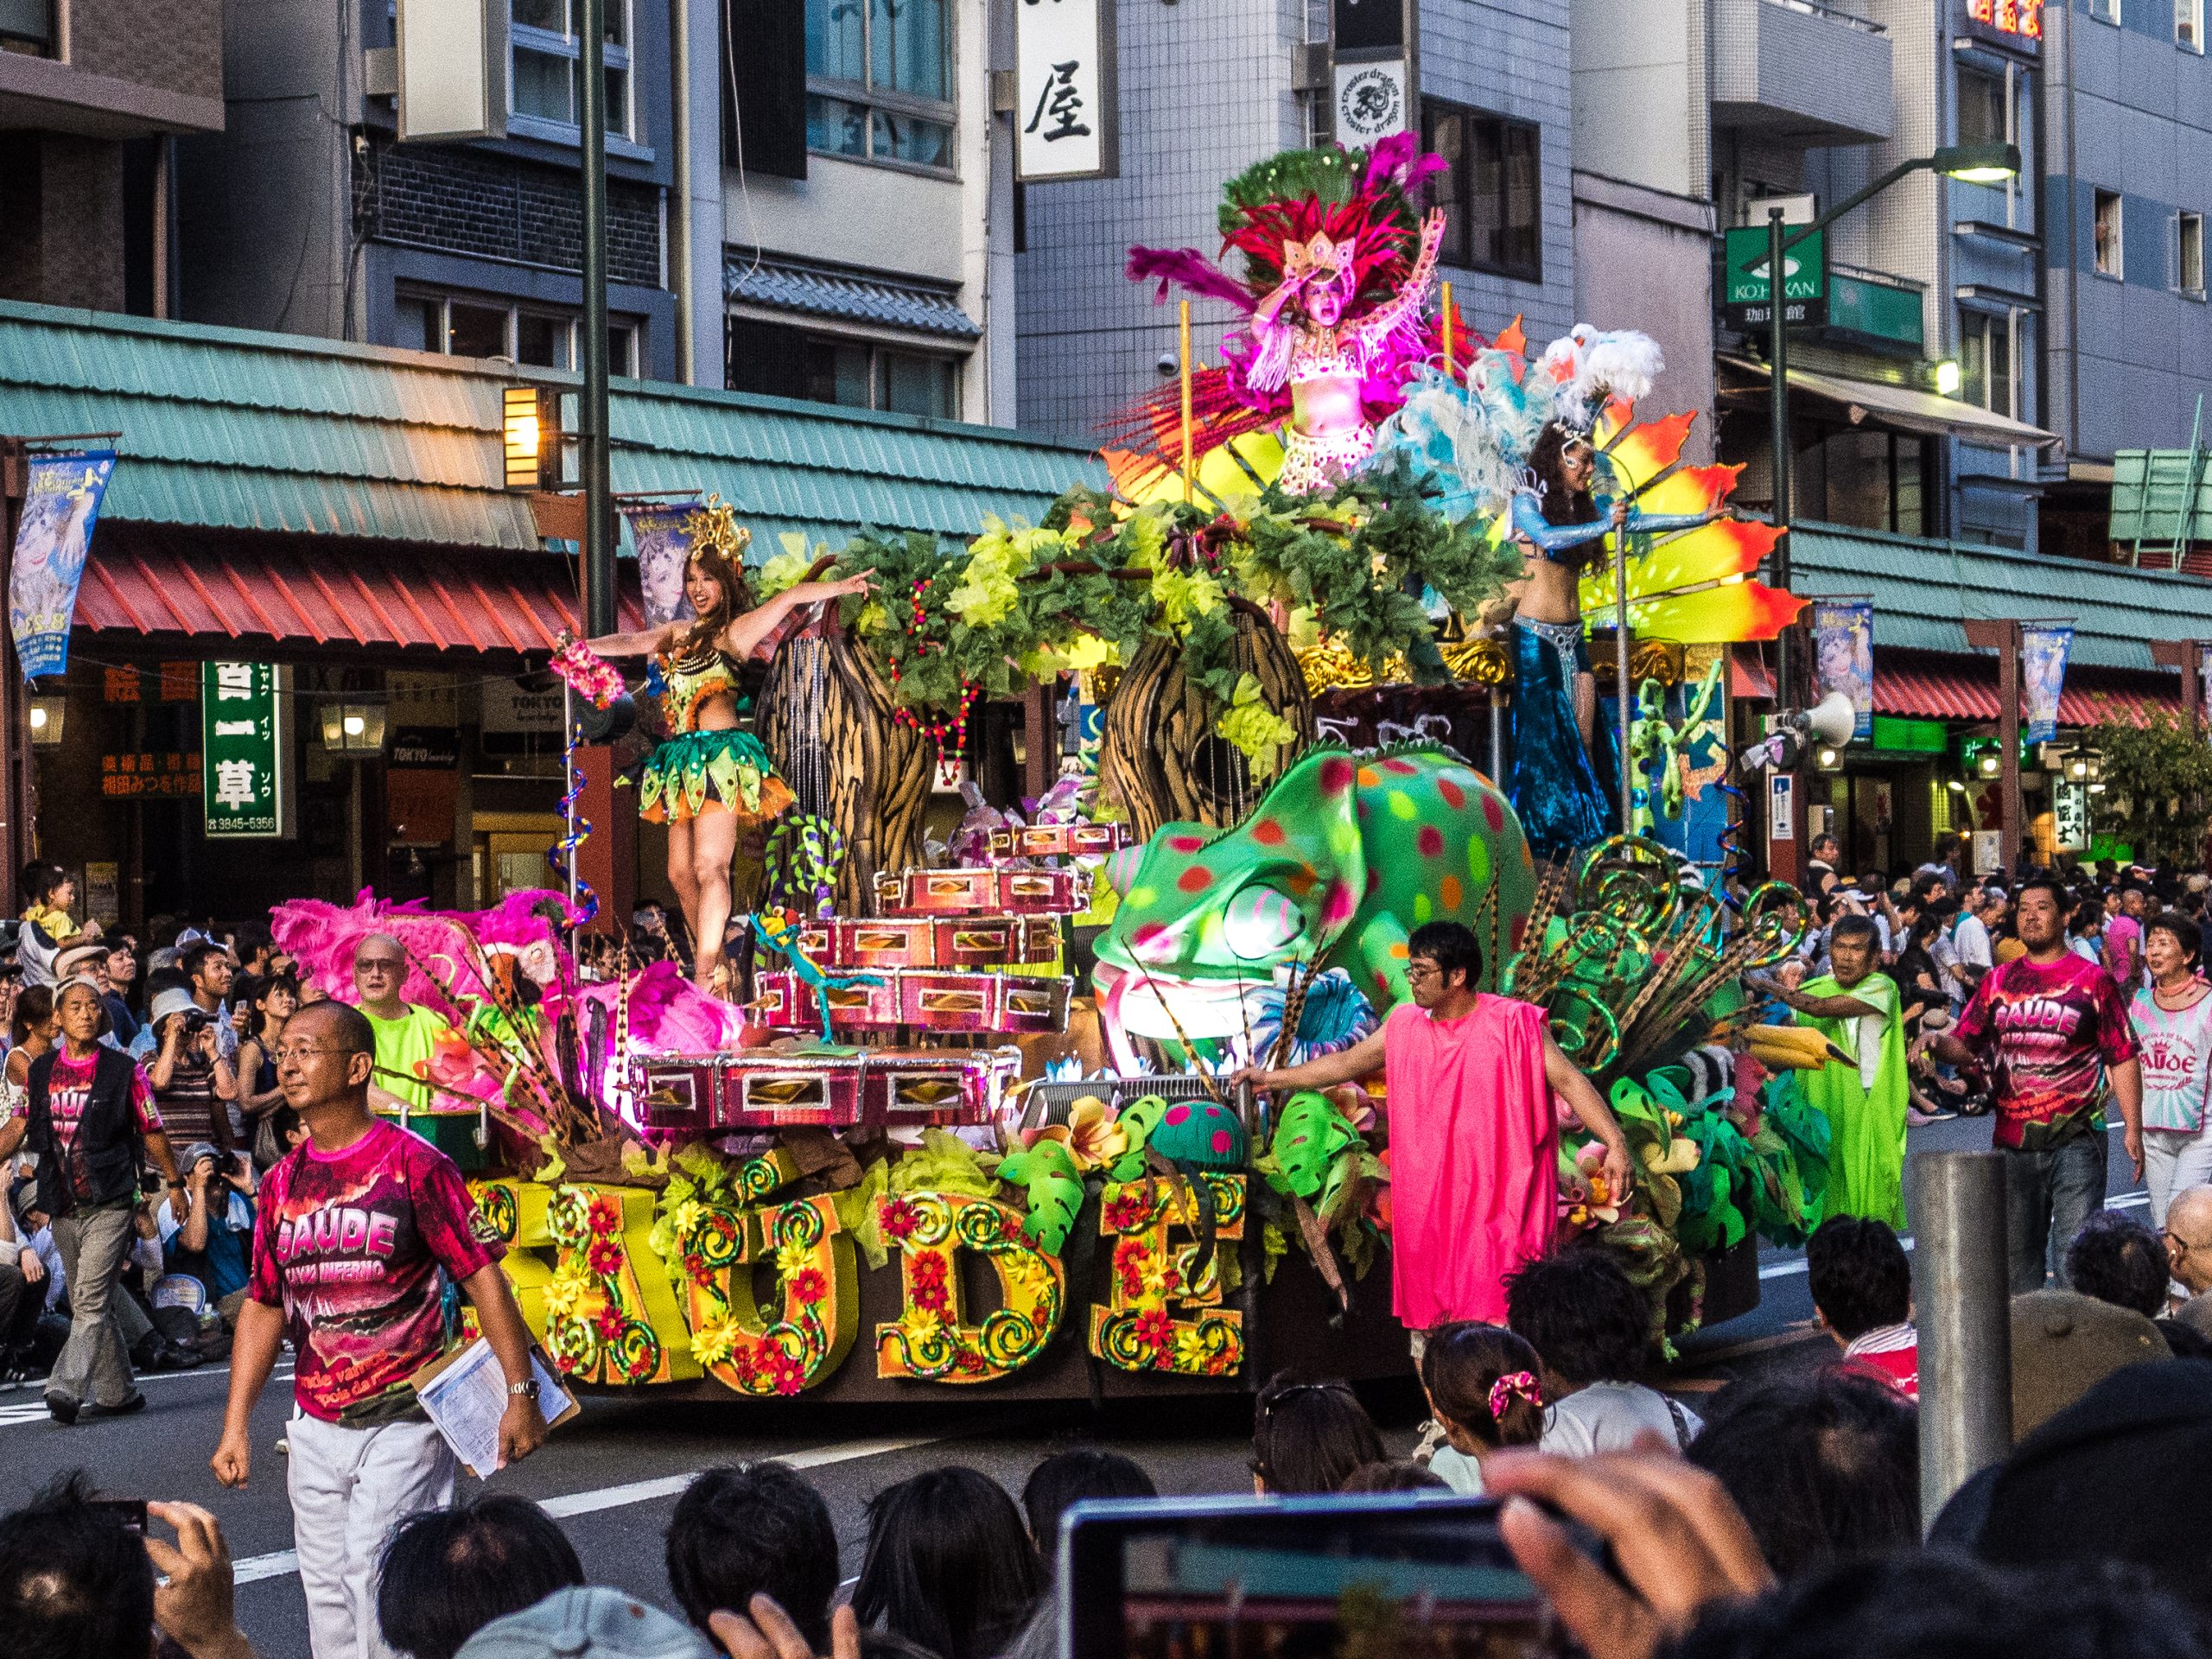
74;527;642;657
1730;650;1776;701
1872;661;2177;728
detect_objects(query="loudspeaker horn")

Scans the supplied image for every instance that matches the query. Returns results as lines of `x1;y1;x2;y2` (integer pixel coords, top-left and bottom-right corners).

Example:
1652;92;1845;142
1806;691;1858;749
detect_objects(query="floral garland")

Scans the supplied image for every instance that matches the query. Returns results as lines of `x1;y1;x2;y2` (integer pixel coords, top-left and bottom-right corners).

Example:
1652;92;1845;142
677;1195;852;1396
549;632;626;709
543;1186;664;1384
1090;1175;1247;1376
875;1190;1065;1382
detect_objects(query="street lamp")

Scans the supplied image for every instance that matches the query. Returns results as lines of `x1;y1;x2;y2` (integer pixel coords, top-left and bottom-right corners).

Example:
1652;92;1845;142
1745;142;2023;706
1739;142;2021;882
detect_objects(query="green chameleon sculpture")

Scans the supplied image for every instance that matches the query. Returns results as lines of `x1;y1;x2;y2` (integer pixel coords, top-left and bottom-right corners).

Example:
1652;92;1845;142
1093;745;1538;1068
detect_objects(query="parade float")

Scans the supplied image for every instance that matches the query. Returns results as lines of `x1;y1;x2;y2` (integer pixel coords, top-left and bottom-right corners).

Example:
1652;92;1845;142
270;133;1840;1402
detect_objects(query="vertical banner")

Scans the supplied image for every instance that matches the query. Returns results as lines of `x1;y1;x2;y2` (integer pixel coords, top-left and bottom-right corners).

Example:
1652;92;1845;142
1810;597;1875;741
620;499;703;630
2201;645;2212;739
202;662;292;838
1014;0;1116;182
9;450;116;682
2020;624;2074;744
1332;0;1411;142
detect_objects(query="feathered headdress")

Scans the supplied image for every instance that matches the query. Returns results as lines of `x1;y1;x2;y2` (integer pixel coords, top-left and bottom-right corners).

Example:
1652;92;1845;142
1540;326;1666;435
1112;135;1453;478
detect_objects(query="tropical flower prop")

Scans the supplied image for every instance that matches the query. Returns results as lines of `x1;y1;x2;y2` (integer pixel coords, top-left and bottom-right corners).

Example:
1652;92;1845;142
550;632;626;709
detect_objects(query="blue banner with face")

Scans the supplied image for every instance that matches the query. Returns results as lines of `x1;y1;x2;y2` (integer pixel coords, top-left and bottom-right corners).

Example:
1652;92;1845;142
9;450;116;682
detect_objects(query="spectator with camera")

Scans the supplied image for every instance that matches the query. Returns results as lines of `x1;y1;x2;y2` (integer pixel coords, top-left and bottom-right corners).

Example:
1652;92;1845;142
158;1142;256;1328
146;979;238;1157
0;978;182;1422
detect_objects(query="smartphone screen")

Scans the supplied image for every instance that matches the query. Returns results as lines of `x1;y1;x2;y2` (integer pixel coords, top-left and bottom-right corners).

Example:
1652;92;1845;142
1059;1494;1565;1659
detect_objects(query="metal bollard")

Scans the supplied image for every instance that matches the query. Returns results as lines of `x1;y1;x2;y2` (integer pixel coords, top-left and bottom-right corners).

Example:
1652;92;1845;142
1909;1149;2012;1530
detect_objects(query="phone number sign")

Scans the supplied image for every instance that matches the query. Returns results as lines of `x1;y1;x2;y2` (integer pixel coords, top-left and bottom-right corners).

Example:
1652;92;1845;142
200;662;291;838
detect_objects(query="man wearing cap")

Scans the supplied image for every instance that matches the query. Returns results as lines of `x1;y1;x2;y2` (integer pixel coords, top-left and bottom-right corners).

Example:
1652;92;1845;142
158;1141;256;1326
352;934;455;1112
0;977;182;1421
213;999;544;1659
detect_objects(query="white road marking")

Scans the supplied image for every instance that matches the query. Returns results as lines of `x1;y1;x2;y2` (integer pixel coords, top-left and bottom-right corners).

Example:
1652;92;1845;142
0;1368;293;1427
233;1433;938;1587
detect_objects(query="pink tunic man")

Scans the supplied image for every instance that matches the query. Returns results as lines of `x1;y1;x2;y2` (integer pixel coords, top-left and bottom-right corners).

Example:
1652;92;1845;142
1235;920;1633;1331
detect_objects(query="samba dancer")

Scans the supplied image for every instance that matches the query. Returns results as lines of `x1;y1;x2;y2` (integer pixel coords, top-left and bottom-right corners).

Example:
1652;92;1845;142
583;542;870;991
1489;423;1719;862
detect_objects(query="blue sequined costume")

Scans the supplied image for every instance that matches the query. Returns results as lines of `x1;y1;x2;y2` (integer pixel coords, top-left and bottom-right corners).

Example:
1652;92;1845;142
1504;493;1713;864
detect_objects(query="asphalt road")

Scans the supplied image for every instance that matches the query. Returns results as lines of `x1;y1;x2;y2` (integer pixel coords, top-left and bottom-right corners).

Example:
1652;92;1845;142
0;1114;2150;1658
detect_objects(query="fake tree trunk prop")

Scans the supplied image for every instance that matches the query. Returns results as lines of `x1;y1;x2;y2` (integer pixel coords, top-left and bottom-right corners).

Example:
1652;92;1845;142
1103;599;1315;838
760;618;931;913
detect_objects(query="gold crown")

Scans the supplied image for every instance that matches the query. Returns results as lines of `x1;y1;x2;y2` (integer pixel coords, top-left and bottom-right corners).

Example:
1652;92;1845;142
1281;233;1349;281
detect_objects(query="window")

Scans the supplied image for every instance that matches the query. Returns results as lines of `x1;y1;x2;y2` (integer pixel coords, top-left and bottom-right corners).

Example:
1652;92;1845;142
2094;190;2125;276
728;318;960;419
1421;99;1542;282
395;288;638;375
804;0;953;171
2182;0;2204;48
2089;0;2120;21
0;0;53;55
1957;67;2010;149
510;0;632;140
1958;309;2018;419
2180;211;2207;296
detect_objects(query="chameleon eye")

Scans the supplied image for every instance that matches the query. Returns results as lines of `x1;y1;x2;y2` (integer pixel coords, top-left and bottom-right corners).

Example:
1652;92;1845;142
1223;885;1303;960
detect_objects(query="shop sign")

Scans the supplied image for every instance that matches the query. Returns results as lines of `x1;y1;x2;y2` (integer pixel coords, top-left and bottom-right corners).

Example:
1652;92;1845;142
1014;0;1117;181
483;677;566;734
1962;0;2043;48
82;861;119;927
1333;58;1409;141
103;751;200;799
200;661;291;839
391;727;461;769
1724;226;1827;330
2054;779;2090;853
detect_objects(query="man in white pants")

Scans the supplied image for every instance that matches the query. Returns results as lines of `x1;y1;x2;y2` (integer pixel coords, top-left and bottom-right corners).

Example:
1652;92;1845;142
212;1001;546;1659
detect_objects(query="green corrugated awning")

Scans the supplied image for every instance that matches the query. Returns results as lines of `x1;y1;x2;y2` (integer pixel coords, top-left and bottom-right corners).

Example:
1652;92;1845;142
1790;522;2212;671
0;301;1102;558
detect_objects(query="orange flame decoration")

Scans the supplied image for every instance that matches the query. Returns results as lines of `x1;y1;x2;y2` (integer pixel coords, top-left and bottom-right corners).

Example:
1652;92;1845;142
1586;406;1802;644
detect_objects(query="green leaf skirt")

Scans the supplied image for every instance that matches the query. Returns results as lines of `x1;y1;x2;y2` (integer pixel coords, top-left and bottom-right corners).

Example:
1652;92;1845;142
637;728;794;825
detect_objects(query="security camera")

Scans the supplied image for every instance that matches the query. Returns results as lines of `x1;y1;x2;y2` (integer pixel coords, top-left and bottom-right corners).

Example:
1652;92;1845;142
1156;352;1179;378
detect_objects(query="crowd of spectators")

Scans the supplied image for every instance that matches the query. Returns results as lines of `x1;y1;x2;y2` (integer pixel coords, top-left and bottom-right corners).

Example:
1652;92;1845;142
16;1198;2212;1659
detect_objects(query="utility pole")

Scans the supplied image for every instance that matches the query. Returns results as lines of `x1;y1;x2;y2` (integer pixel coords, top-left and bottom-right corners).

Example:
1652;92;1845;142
580;0;615;637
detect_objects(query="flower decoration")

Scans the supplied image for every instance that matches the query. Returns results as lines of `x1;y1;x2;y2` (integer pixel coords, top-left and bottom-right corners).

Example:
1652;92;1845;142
549;632;626;709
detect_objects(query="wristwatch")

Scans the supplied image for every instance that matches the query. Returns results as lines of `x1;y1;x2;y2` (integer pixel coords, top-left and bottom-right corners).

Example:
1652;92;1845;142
508;1378;539;1402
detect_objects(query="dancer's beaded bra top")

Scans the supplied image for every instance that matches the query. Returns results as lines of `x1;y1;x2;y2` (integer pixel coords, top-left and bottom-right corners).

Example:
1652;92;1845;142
655;642;744;734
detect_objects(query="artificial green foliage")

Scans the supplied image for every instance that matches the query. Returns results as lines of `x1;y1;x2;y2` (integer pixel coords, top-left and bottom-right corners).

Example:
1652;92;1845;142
807;472;1520;745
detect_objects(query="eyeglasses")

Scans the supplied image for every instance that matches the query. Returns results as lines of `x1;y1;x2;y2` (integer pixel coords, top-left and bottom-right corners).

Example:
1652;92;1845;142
354;959;404;975
272;1044;361;1064
1404;963;1443;983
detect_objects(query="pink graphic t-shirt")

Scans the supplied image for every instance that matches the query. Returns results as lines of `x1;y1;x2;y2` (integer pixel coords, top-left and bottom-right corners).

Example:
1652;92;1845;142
247;1119;502;1425
1382;995;1558;1328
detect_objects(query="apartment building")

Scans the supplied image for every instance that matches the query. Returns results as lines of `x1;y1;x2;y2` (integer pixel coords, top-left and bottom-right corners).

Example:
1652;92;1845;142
0;0;226;316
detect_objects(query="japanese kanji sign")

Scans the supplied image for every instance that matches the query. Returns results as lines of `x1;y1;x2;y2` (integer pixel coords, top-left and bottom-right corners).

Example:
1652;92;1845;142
1014;0;1116;182
200;661;291;838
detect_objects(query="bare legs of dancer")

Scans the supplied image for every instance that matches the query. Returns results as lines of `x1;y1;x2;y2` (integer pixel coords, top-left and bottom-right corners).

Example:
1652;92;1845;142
664;810;741;988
